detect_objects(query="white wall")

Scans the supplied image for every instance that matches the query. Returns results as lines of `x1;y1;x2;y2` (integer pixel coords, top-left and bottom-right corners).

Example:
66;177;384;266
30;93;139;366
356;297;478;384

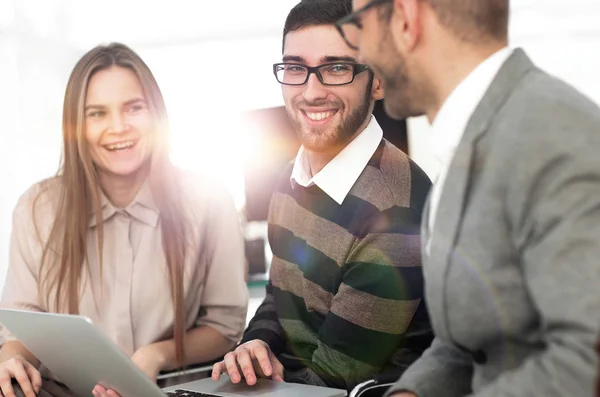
137;36;287;209
1;0;82;293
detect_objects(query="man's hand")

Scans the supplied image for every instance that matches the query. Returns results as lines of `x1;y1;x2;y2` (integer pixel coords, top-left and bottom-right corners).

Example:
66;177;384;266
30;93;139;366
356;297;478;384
211;340;284;386
0;355;42;397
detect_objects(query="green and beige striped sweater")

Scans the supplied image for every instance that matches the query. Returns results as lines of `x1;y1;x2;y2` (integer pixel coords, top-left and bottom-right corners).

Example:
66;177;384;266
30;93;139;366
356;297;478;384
242;139;433;390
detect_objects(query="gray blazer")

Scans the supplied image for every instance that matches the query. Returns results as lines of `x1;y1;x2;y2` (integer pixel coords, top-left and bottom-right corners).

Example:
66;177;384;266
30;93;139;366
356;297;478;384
388;49;600;396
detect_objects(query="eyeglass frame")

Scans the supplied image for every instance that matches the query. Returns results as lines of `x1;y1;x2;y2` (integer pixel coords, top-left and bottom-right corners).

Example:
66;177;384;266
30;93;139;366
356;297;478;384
335;0;393;50
272;62;370;86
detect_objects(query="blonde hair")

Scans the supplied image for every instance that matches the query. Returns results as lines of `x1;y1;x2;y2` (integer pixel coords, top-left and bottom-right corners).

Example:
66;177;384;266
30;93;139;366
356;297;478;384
36;43;189;365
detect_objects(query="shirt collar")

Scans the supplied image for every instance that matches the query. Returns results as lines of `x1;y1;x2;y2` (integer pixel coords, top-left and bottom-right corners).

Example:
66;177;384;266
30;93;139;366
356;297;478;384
430;47;513;168
89;180;159;228
290;115;383;205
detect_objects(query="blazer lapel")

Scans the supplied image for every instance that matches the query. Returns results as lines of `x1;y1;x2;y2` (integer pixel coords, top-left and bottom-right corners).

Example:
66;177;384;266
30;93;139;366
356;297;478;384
425;48;537;339
426;140;475;339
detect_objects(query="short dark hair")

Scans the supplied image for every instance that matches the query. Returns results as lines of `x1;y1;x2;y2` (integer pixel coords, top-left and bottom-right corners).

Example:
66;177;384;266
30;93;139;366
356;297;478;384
380;0;509;44
282;0;352;52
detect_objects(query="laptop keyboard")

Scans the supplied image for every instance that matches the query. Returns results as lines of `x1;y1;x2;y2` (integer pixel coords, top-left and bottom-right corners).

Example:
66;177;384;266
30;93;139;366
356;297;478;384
166;389;221;397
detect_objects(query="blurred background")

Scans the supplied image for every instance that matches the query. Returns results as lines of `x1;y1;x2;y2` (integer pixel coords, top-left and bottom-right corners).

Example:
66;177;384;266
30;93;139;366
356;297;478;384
0;0;599;289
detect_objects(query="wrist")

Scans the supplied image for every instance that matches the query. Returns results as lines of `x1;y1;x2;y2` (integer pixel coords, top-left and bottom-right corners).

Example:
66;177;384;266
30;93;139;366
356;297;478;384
136;342;169;371
153;345;169;370
0;341;40;368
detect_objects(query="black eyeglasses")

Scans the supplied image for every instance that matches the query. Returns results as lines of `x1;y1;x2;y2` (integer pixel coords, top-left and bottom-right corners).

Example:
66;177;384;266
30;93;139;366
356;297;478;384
273;62;369;86
335;0;393;50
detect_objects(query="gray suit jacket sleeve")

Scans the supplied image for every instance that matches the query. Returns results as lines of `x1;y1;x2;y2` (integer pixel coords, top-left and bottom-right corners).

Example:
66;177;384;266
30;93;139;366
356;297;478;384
385;337;473;397
389;83;600;397
464;95;600;397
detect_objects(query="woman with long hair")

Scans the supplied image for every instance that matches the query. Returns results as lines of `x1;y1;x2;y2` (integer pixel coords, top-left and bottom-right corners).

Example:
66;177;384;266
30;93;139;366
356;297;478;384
0;43;248;397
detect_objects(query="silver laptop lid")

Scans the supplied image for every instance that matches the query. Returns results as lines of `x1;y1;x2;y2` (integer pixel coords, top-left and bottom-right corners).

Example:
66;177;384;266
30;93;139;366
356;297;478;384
164;376;347;397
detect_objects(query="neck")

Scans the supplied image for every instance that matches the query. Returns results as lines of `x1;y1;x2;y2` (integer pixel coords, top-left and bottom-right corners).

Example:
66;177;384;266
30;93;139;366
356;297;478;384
425;41;506;122
98;163;150;208
306;149;337;178
305;115;371;177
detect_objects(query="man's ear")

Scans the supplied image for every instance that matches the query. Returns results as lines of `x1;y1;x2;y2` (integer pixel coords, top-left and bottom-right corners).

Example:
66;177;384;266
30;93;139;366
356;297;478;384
390;0;422;53
371;74;385;101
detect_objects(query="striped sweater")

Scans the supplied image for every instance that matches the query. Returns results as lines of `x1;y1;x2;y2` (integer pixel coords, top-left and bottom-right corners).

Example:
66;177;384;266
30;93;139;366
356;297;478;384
242;140;433;390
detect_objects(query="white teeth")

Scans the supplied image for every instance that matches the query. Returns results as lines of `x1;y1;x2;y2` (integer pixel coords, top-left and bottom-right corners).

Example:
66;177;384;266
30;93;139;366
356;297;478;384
306;111;335;121
106;141;135;151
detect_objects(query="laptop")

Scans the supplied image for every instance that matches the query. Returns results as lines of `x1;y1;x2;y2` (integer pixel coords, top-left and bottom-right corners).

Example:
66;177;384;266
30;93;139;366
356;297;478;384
0;309;346;397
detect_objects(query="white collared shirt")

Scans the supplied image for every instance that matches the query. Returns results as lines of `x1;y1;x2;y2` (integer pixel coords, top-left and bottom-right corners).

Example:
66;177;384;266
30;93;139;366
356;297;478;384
428;47;513;232
290;116;383;205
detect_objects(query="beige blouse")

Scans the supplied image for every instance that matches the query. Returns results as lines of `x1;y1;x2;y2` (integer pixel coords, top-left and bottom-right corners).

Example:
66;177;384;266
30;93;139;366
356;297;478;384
0;170;248;357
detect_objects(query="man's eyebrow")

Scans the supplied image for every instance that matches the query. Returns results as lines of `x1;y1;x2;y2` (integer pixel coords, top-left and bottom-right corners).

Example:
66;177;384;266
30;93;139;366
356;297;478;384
321;55;358;63
282;55;305;63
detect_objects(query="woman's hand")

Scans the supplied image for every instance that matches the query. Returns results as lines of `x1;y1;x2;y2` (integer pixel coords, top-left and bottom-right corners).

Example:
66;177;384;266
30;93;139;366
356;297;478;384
92;385;119;397
0;355;42;397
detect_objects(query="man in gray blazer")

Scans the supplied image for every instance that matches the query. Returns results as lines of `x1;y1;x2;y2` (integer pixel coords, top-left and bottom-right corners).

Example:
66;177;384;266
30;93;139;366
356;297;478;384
336;0;600;396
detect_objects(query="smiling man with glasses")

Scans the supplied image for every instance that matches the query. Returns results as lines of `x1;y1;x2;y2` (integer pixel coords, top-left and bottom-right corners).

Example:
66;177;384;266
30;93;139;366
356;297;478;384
212;0;433;392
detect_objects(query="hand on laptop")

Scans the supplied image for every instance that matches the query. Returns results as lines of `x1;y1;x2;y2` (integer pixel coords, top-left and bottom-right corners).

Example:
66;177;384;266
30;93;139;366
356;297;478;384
211;340;284;386
0;355;42;397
